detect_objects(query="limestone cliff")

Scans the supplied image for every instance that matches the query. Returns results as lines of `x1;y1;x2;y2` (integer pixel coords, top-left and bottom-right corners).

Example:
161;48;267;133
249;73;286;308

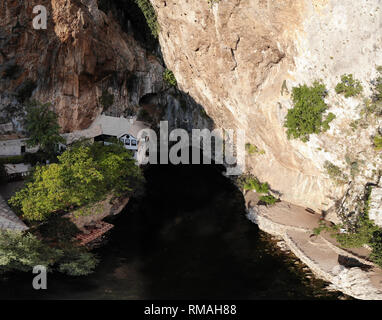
1;0;382;225
0;0;166;133
152;0;382;224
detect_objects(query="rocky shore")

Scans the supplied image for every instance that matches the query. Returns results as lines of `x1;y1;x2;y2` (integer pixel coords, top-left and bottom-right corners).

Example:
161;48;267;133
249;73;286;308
245;190;382;300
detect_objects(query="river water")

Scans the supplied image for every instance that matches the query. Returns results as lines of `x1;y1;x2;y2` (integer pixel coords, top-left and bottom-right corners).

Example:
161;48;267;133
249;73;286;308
0;164;342;299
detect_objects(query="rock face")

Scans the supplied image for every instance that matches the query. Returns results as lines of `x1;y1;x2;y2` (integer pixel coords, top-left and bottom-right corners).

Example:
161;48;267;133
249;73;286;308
152;0;382;221
0;0;165;132
1;0;381;223
369;186;382;228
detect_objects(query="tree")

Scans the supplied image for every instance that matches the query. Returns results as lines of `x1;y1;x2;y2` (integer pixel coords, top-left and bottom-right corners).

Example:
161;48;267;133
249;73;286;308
284;81;335;142
0;230;99;276
0;231;62;273
9;142;144;221
57;246;99;276
24;100;65;156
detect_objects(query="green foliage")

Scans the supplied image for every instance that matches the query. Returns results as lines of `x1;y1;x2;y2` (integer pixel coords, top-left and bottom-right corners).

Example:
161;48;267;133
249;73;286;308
245;143;265;155
237;174;278;206
317;186;382;268
374;134;382;151
373;76;382;102
336;216;379;248
324;161;347;184
0;155;25;165
57;246;99;276
284;81;334;142
240;175;269;194
313;221;339;236
370;230;382;268
259;195;278;205
335;74;363;98
0;152;49;166
24;101;65;156
322;112;336;131
99;90;114;110
38;215;80;242
0;230;98;276
9;142;144;221
163;69;177;87
0;231;62;273
16;79;36;102
135;0;159;38
245;143;257;155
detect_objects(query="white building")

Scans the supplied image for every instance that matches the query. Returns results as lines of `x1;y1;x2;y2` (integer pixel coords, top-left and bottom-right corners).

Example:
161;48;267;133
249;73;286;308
0;138;39;157
89;115;149;162
0;115;150;163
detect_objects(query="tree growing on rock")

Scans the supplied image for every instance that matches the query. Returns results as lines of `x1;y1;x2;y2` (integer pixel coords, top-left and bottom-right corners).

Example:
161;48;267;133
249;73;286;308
24;100;65;157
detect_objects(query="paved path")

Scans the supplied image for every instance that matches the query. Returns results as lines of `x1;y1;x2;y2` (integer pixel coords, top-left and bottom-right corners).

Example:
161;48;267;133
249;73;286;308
0;194;28;231
245;190;382;300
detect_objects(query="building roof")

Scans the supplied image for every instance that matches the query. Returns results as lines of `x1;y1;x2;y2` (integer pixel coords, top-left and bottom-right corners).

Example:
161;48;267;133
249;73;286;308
4;163;32;175
61;115;149;145
0;194;28;231
90;115;149;139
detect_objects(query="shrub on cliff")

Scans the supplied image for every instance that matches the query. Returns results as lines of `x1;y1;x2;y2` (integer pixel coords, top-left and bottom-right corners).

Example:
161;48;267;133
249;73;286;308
370;230;382;268
324;161;348;185
259;195;278;206
372;76;382;102
335;74;363;98
374;134;382;151
284;81;335;142
9;141;144;221
245;143;265;155
135;0;159;38
239;174;269;194
163;69;177;87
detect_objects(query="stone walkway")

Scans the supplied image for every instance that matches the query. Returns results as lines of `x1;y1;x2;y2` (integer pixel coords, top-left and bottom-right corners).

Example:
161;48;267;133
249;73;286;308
245;190;382;300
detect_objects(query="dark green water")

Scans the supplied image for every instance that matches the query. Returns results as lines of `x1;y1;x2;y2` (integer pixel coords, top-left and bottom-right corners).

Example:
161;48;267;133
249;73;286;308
0;164;342;299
